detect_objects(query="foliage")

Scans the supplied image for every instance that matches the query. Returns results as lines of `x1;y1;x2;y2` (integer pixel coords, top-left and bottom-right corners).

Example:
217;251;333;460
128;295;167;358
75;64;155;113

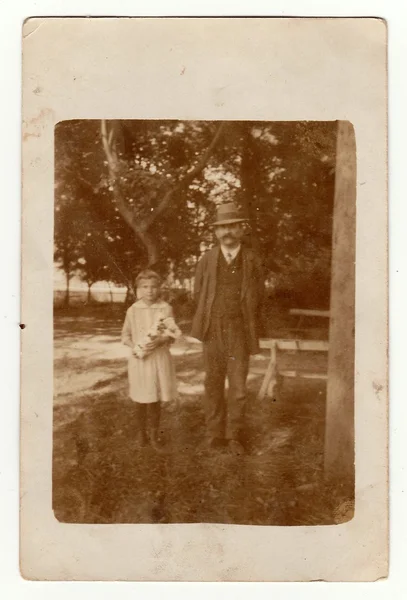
54;119;337;305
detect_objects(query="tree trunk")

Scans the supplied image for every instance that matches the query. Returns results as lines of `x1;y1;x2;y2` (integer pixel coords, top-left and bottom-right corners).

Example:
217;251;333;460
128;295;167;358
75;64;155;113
64;269;70;307
139;229;159;268
324;121;356;510
240;124;260;253
62;238;72;307
108;283;114;304
124;285;131;306
87;282;93;304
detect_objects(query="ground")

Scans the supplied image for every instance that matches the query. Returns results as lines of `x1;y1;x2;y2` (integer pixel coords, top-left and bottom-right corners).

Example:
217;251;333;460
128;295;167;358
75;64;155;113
53;305;353;525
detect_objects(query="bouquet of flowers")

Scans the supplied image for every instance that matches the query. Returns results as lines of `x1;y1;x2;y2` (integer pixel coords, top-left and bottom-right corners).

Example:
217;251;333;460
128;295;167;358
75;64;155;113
133;316;182;359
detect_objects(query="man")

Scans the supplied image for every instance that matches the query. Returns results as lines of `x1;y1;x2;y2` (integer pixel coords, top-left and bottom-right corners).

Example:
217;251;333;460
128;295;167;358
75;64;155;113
191;202;265;455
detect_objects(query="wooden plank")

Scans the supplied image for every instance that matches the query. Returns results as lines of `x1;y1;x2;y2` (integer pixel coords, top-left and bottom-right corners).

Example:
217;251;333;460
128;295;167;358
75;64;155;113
289;309;330;318
259;339;274;349
283;328;321;334
279;370;328;380
278;339;328;352
259;339;329;352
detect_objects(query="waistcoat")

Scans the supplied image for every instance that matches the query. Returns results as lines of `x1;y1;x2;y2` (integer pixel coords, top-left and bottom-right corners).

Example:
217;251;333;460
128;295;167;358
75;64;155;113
211;250;243;318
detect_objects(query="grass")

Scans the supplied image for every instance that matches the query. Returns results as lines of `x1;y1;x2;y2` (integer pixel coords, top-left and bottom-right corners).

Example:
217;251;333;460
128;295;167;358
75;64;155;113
53;305;353;525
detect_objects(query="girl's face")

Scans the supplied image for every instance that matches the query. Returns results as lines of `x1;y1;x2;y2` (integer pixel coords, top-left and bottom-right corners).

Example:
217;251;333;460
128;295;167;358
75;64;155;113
138;278;160;304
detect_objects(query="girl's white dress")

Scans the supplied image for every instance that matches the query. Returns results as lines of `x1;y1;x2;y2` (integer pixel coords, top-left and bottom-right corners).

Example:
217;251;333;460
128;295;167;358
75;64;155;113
121;299;178;404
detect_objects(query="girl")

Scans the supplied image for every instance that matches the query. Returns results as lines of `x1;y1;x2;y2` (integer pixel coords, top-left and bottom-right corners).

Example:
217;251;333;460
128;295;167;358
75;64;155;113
121;270;179;450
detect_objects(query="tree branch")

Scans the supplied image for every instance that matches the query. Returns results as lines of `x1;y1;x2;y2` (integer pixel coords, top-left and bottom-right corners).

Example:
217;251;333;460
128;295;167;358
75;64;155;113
141;121;226;231
100;120;135;228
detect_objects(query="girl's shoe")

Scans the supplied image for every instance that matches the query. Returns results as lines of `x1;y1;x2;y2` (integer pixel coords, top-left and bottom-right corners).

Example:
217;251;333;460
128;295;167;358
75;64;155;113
149;429;165;453
137;429;149;448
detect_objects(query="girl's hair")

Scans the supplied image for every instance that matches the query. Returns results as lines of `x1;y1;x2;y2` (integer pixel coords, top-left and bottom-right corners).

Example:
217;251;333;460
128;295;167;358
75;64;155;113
135;269;161;287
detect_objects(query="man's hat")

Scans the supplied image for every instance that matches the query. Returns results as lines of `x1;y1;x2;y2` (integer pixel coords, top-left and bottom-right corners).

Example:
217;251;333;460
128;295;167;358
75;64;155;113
212;202;248;226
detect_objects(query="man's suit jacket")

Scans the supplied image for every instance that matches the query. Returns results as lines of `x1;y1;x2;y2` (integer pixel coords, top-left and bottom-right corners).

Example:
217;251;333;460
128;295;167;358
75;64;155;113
190;245;265;354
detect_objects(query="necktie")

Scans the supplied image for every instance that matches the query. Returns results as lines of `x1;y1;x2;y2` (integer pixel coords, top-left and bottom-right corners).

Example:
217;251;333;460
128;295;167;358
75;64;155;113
226;252;233;264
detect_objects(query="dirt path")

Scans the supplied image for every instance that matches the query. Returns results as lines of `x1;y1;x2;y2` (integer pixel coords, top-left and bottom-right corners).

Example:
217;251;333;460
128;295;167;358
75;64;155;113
54;317;268;410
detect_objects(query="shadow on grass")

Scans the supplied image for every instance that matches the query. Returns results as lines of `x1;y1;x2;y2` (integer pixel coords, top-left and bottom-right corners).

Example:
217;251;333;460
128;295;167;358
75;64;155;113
53;379;353;526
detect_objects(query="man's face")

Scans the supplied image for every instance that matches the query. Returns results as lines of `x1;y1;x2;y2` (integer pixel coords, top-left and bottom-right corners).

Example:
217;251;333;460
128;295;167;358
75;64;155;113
215;222;245;247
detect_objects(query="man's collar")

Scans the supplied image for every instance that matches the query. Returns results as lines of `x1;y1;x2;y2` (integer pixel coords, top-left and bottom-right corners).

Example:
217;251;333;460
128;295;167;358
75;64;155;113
220;244;241;261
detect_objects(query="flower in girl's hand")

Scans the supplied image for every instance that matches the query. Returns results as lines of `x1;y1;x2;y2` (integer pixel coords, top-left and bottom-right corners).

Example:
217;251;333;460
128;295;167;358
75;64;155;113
133;316;182;359
158;317;182;339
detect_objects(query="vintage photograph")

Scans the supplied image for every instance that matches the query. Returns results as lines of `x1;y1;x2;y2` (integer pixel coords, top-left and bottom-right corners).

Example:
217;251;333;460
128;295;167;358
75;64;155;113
53;118;355;526
21;16;387;581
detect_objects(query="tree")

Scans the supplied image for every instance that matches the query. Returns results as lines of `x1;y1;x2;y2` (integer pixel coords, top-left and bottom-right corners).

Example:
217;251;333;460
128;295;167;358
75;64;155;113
54;189;84;306
54;120;147;295
54;119;338;307
100;119;225;268
53;227;78;307
206;121;336;306
76;235;109;303
325;121;356;504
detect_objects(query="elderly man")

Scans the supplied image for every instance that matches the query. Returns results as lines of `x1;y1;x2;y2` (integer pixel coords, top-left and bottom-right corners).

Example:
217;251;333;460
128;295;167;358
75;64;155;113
191;202;265;454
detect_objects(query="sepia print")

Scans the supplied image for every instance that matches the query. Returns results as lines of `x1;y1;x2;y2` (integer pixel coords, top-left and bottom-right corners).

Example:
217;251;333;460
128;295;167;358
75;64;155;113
21;17;387;581
53;118;355;526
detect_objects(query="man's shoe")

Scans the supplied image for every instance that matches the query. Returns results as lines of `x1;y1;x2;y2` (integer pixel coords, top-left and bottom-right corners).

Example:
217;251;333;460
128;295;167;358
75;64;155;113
197;438;226;454
209;438;227;450
228;439;246;456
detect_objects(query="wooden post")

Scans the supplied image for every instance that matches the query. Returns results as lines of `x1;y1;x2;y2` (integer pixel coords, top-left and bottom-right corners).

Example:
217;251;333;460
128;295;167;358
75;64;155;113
267;341;278;398
324;121;356;501
257;340;277;401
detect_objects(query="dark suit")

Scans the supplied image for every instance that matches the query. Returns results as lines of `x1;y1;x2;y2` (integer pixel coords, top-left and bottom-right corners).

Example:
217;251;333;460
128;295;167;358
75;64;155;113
191;245;265;442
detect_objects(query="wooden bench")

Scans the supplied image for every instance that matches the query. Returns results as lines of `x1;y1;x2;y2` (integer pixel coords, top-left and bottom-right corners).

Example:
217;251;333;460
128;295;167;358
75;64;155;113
257;338;329;400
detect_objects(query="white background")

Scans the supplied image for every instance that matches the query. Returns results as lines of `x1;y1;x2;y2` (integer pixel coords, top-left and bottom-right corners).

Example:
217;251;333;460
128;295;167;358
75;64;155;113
1;0;405;597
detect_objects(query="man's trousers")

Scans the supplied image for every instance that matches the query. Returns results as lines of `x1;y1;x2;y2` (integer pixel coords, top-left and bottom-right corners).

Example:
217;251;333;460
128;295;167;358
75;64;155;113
203;316;249;442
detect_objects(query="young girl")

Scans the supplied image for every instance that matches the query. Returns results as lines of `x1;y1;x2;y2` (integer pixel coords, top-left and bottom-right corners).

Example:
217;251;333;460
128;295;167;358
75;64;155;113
121;270;179;450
